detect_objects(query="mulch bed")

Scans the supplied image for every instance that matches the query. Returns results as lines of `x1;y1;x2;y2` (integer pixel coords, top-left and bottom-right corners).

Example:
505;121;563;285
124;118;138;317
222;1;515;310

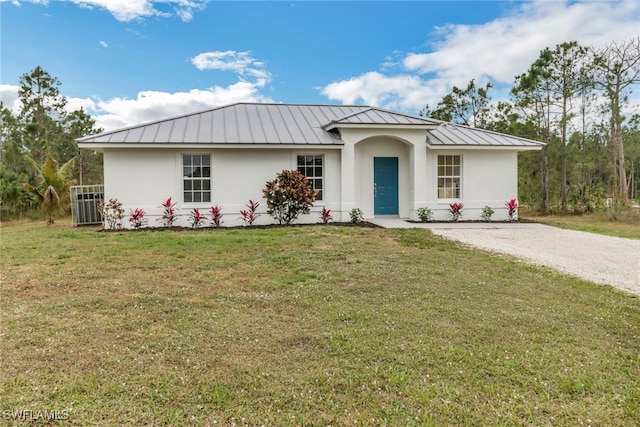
95;221;383;232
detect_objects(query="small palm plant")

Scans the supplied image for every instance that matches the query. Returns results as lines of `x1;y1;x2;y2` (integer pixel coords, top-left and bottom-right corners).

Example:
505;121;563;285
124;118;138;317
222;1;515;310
319;207;333;224
189;208;206;228
506;198;518;222
239;199;260;226
23;155;76;224
41;185;61;225
129;208;146;229
159;197;178;227
449;202;464;222
210;205;223;227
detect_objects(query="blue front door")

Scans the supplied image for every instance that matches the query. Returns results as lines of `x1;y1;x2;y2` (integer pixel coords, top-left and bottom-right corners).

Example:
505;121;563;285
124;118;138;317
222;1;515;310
374;157;399;215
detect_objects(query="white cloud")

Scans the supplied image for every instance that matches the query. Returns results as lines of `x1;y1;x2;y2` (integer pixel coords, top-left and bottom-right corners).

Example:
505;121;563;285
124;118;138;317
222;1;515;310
404;0;640;87
0;84;21;113
70;0;158;21
3;0;48;5
8;0;207;22
322;72;441;112
320;0;640;112
0;81;273;132
190;51;272;85
191;51;254;73
99;40;108;48
1;48;274;132
88;82;273;131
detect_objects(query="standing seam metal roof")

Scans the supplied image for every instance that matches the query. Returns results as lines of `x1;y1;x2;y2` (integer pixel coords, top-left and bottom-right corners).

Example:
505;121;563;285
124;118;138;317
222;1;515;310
76;102;544;148
427;123;543;147
324;107;440;126
77;103;374;145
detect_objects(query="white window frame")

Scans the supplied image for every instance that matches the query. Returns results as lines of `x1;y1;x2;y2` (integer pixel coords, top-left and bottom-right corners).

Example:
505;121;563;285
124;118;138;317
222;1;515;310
182;154;211;204
437;154;462;199
297;154;324;201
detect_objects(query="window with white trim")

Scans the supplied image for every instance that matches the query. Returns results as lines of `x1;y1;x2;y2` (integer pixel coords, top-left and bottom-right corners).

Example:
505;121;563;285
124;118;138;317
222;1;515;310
437;155;461;199
183;154;211;203
297;155;323;201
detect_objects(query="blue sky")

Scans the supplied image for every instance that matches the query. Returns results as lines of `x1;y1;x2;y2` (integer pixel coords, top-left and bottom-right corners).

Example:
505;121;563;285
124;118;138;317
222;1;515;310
1;0;639;131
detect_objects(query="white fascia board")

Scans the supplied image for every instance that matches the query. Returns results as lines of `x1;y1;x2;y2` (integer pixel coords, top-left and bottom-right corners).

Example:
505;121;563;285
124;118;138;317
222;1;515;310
426;145;544;151
77;143;344;150
77;144;105;152
426;144;544;151
218;144;344;150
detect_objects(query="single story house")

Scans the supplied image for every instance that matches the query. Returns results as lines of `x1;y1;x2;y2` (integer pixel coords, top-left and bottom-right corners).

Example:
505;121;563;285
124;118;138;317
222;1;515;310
76;102;544;227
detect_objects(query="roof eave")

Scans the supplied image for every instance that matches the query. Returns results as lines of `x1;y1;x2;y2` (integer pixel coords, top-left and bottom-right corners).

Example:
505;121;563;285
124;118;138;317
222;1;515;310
426;144;545;151
77;142;344;150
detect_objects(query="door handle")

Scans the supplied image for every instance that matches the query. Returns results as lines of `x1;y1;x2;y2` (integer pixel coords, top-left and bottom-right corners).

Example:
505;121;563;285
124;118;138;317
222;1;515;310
374;182;377;196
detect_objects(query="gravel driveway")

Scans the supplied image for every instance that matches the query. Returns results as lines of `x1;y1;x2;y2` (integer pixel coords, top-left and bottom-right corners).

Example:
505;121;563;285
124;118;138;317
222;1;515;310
371;219;640;295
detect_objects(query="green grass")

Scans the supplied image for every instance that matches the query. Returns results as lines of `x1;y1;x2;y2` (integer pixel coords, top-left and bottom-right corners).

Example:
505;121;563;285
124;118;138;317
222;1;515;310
521;209;640;239
1;221;639;426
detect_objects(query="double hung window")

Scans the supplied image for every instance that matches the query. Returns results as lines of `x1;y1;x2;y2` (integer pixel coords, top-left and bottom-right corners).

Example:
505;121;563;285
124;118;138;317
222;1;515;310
297;155;324;201
183;154;211;203
437;155;461;199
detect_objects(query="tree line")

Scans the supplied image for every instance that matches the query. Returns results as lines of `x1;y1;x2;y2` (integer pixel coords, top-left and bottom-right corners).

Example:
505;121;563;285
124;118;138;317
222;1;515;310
422;38;640;213
0;66;103;219
1;38;639;220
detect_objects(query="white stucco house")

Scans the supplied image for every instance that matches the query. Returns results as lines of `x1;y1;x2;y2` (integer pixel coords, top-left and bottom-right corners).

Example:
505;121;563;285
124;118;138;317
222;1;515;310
76;103;544;227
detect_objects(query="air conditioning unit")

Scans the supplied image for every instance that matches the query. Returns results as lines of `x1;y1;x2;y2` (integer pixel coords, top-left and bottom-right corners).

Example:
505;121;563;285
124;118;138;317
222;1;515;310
70;185;104;225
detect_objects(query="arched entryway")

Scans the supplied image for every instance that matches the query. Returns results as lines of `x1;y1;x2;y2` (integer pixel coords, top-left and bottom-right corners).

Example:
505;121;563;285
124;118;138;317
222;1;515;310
354;136;412;218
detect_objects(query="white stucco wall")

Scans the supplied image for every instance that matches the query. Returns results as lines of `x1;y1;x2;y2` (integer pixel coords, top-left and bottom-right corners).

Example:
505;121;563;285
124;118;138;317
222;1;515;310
103;149;177;224
101;139;522;227
103;147;341;228
423;149;519;221
209;148;341;225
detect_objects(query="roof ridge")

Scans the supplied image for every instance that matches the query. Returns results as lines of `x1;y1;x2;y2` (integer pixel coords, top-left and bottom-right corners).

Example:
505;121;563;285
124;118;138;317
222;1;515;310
77;102;375;141
364;105;442;123
324;106;374;125
324;106;442;127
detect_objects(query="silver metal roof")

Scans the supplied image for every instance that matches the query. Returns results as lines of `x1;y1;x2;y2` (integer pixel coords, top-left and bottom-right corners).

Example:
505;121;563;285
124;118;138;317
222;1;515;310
324;107;440;127
77;103;371;145
76;102;544;149
427;123;544;148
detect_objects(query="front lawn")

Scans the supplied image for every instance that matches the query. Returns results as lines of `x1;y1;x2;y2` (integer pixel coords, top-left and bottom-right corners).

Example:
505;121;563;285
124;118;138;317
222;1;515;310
1;221;638;426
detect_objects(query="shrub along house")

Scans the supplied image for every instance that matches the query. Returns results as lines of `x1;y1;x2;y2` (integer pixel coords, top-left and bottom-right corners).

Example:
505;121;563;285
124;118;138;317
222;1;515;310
76;102;544;227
